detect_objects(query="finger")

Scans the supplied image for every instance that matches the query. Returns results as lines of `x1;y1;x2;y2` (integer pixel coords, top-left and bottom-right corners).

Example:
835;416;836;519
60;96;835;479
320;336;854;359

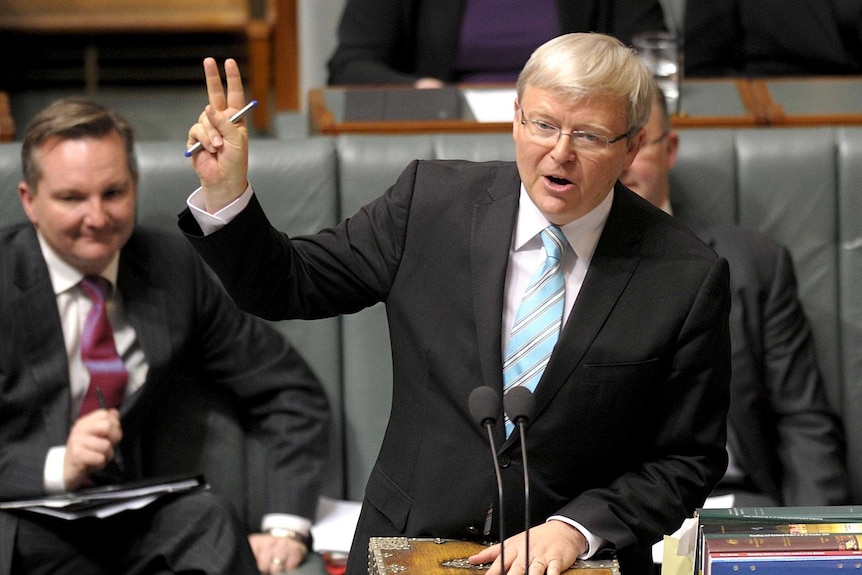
529;558;548;574
203;57;227;111
223;58;247;112
187;115;218;155
546;558;563;575
269;556;286;573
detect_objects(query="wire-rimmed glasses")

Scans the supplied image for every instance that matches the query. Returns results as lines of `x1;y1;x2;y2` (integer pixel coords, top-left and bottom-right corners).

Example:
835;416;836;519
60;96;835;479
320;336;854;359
519;110;632;153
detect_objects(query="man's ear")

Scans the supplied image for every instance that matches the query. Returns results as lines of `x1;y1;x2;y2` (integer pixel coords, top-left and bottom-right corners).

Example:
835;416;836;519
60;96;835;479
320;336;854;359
665;129;680;170
623;128;647;169
18;181;38;226
512;99;521;141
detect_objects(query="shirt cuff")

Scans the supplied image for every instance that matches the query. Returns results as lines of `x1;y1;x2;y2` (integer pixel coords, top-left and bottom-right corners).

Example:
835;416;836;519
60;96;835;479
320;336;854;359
44;446;67;494
187;184;254;236
547;516;607;559
261;513;312;536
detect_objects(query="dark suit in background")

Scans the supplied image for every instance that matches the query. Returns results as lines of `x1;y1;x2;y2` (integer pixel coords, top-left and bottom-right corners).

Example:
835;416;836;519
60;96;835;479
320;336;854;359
619;86;851;511
684;0;862;76
0;223;330;574
684;220;850;506
327;0;667;85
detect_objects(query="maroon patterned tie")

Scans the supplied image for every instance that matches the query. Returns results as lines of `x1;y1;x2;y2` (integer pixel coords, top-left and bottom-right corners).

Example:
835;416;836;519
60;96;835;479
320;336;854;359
78;275;128;417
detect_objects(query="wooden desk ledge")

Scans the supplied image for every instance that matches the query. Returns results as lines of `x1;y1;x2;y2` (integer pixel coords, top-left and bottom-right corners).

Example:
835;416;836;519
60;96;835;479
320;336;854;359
0;0;276;132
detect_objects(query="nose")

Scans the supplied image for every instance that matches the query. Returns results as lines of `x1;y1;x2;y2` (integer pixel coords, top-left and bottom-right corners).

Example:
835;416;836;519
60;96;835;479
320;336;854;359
549;133;576;163
83;197;109;227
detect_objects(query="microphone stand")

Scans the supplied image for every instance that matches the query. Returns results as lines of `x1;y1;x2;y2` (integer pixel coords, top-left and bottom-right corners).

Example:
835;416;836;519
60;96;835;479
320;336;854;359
516;418;530;571
468;386;506;573
505;386;536;573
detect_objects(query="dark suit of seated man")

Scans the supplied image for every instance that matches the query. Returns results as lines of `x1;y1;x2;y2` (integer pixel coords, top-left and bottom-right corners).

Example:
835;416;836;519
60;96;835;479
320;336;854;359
620;87;850;509
0;98;331;575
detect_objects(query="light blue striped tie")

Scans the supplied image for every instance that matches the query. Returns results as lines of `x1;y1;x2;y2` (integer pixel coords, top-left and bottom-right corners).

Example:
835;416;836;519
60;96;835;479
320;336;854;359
503;225;567;436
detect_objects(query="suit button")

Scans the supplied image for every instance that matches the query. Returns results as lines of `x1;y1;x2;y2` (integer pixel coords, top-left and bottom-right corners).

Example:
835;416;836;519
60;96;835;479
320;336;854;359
499;455;511;468
467;525;481;534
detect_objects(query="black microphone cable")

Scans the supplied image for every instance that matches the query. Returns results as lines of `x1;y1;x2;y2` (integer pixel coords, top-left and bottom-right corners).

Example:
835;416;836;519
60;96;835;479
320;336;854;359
468;386;506;573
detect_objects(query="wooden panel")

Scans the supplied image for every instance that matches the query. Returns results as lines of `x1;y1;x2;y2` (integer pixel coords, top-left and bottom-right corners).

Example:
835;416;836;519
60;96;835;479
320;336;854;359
0;0;249;31
0;91;14;142
274;0;299;111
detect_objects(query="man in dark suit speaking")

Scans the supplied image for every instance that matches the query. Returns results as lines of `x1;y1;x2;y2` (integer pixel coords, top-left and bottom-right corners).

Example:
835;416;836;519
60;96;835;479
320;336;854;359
0;98;330;574
180;33;732;575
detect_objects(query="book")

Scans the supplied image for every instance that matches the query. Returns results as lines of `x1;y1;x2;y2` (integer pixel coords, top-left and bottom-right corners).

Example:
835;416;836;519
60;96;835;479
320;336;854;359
708;556;862;574
701;522;862;536
704;532;862;553
696;506;862;524
0;474;207;520
694;508;862;574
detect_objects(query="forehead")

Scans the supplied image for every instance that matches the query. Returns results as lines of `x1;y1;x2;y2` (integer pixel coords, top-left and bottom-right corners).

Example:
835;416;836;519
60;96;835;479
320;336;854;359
35;135;130;183
520;86;628;128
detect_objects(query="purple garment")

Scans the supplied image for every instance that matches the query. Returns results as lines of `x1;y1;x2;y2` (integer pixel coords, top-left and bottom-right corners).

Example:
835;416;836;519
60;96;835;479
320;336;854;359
454;0;561;83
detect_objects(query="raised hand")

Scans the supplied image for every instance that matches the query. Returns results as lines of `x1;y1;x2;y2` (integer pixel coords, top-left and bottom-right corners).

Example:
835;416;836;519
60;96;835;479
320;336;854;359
187;57;251;213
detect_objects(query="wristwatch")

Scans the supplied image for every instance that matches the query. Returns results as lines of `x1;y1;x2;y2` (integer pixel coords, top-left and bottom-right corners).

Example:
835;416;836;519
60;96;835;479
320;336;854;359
268;527;313;549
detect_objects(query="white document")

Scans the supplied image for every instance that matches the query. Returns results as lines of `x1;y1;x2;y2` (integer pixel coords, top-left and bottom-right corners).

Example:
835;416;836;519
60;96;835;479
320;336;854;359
311;496;362;554
463;88;517;123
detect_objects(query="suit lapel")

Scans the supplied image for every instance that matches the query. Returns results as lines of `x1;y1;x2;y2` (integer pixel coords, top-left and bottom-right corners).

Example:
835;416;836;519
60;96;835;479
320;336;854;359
10;227;74;442
116;237;171;413
531;186;646;426
471;165;520;439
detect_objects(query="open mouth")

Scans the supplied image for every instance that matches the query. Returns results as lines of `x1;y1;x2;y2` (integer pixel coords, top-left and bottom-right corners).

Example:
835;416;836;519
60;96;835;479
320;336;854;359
547;175;572;186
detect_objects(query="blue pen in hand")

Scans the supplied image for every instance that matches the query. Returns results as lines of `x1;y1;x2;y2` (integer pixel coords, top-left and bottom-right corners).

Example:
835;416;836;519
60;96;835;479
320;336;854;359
184;99;258;157
96;387;125;474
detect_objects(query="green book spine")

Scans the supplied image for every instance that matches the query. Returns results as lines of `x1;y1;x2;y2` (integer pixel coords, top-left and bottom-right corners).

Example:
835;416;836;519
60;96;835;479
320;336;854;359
696;506;862;523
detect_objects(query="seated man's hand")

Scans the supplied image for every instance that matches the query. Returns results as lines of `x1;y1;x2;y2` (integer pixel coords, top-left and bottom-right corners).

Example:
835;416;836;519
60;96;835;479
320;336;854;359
64;408;123;490
249;532;308;573
469;520;588;575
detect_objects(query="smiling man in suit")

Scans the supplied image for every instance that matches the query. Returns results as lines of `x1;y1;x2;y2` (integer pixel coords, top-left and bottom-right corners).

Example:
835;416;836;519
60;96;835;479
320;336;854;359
179;33;731;575
0;98;330;575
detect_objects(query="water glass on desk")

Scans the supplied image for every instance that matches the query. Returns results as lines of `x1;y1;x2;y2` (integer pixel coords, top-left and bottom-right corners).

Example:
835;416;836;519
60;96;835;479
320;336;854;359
632;32;682;114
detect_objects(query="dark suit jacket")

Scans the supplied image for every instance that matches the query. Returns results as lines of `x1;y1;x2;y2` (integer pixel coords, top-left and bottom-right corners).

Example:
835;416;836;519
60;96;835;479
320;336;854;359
327;0;667;85
684;0;862;76
0;224;330;562
180;160;731;575
684;219;850;505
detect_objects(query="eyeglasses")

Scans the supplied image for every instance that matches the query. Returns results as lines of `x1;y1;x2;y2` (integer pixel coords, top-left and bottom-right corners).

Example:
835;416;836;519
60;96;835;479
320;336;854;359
519;110;632;153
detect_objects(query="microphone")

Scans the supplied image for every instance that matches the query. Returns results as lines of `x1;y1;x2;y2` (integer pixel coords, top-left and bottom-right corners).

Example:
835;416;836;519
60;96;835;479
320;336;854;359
468;386;505;572
504;386;536;573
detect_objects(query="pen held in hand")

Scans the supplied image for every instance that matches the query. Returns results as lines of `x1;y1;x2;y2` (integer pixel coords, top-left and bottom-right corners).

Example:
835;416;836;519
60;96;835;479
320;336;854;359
184;99;258;157
96;387;125;473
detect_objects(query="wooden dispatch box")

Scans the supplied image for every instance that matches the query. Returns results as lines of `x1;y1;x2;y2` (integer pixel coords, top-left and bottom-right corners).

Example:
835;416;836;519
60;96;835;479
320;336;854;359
368;537;621;574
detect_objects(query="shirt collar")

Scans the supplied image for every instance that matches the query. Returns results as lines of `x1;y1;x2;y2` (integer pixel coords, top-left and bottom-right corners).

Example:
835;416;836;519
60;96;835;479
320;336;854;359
661;198;674;216
36;232;121;296
514;183;614;265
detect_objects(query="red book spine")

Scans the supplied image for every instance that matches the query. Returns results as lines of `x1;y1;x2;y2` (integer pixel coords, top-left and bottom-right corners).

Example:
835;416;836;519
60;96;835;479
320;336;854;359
705;533;862;553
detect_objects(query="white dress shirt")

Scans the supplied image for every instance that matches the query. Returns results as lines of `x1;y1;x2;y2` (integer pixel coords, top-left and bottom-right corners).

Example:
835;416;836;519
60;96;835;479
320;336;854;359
38;233;147;494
